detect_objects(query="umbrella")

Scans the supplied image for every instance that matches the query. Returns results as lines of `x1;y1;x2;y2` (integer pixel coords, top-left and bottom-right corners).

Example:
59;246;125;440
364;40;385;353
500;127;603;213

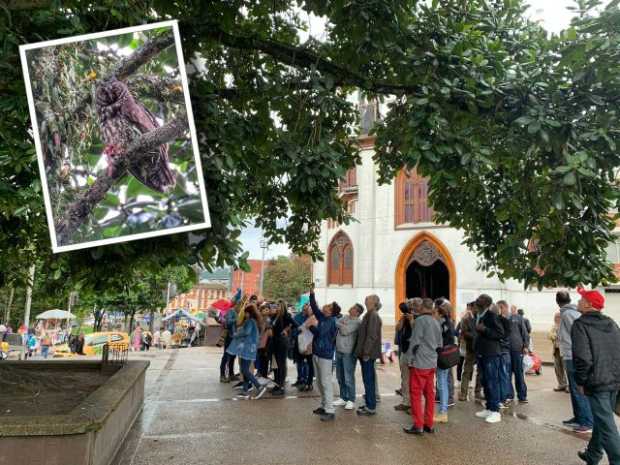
35;309;76;320
211;299;233;311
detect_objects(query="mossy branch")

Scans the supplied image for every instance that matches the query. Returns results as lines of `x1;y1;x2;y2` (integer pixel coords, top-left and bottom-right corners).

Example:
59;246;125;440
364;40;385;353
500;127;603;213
54;116;189;246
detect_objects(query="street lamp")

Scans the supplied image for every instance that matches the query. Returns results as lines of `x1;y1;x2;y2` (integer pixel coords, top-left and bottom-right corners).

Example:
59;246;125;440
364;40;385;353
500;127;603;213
259;239;268;297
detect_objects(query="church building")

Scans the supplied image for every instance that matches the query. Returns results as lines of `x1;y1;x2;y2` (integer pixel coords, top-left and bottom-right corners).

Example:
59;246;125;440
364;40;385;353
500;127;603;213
312;112;620;329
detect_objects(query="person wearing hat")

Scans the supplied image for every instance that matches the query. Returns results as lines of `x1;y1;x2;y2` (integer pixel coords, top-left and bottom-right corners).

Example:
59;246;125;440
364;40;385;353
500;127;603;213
572;287;620;465
557;290;594;433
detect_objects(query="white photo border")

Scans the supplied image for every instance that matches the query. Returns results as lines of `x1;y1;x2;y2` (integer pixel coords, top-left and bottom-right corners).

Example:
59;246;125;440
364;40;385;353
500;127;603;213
19;20;211;254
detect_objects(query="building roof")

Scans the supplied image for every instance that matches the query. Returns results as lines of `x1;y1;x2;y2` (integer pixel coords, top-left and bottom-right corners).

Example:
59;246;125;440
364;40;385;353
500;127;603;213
200;267;231;283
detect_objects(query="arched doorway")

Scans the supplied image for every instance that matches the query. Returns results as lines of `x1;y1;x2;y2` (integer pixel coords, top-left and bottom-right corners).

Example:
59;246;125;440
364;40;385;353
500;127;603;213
395;232;456;320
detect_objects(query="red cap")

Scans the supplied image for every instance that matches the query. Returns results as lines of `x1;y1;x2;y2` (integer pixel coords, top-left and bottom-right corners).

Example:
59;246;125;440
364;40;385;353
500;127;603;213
577;287;605;310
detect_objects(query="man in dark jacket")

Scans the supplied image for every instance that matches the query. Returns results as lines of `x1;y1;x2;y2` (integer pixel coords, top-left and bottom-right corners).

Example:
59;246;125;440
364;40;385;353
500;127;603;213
497;301;513;407
459;302;480;401
355;294;383;416
572;288;620;465
500;300;530;404
307;284;340;422
473;294;505;424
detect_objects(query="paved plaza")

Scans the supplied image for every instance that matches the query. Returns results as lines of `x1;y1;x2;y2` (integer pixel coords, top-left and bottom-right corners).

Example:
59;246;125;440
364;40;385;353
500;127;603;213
111;346;610;465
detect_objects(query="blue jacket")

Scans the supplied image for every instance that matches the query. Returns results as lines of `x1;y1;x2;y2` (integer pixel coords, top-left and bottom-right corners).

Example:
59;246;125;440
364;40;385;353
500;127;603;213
227;318;258;361
224;309;238;337
308;292;337;360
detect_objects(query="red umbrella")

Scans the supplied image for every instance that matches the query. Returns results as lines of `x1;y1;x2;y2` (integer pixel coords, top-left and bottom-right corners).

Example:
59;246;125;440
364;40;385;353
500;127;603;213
211;299;233;311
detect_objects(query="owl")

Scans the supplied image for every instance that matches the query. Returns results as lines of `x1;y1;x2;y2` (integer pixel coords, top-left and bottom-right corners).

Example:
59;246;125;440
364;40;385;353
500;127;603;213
95;77;175;192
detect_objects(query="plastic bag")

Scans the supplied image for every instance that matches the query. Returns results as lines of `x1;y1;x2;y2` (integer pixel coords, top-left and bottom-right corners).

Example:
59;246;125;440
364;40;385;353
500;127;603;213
523;354;534;373
298;327;313;354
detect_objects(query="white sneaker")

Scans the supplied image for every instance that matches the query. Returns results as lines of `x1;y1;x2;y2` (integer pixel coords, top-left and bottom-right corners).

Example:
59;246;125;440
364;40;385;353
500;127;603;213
485;412;502;424
333;398;346;407
475;409;492;418
344;401;355;410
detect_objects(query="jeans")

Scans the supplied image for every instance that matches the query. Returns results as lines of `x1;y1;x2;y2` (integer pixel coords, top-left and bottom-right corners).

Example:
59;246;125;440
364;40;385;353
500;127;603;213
437;368;449;413
314;355;335;414
479;354;501;412
409;367;436;429
299;354;314;385
41;346;49;359
510;351;527;401
499;351;513;404
220;337;235;377
335;351;357;402
239;358;260;393
361;359;377;411
585;391;620;465
565;359;594;427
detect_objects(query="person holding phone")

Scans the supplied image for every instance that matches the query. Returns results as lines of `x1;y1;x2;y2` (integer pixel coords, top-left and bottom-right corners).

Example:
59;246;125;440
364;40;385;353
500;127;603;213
306;283;340;422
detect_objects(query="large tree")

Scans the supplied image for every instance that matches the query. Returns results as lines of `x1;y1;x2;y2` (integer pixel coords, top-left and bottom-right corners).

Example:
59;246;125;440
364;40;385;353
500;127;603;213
1;0;619;292
263;255;312;303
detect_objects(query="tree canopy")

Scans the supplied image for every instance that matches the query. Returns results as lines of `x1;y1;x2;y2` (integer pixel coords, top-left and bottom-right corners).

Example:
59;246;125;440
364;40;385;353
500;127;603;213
263;255;312;303
1;0;620;293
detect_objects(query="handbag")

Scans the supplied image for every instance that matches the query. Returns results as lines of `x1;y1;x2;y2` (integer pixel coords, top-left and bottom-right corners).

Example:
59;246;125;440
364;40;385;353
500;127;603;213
437;344;460;369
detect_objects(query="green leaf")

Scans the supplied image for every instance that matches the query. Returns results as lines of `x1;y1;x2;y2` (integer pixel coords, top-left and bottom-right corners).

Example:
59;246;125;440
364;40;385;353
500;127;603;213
562;172;577;186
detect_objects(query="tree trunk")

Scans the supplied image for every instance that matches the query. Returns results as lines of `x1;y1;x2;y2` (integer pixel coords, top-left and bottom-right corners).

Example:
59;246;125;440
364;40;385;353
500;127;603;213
129;311;135;334
4;287;14;325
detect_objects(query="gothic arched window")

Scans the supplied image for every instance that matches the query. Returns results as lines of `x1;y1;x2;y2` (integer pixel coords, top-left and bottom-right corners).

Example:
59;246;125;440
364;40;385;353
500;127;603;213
327;231;353;285
395;169;433;226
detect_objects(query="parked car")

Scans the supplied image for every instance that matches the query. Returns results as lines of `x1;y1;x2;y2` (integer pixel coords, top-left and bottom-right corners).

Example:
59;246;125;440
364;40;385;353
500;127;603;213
83;331;129;356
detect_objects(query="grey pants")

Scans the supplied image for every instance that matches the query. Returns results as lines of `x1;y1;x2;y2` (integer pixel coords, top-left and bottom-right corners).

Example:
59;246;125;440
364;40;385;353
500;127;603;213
399;353;410;406
314;355;334;414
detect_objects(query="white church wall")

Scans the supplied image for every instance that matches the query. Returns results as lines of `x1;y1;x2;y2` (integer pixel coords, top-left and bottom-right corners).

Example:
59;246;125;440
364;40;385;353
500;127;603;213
314;143;620;331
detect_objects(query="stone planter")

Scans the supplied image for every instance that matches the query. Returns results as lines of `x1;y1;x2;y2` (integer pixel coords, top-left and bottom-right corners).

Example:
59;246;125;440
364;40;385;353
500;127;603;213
0;360;149;465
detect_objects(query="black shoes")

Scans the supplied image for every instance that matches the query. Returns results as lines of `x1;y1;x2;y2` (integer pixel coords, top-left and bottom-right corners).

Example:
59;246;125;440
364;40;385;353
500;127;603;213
298;384;313;392
313;407;326;415
577;450;595;465
403;426;424;435
270;387;285;397
320;413;335;422
424;426;436;433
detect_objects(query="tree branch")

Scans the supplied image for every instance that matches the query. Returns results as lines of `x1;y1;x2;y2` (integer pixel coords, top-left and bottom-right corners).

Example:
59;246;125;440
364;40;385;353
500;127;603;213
54;116;189;246
197;22;421;95
114;35;175;80
126;75;185;104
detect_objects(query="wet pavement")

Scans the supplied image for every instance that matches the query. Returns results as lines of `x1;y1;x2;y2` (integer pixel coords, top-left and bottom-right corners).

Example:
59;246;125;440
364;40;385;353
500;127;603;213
112;347;612;465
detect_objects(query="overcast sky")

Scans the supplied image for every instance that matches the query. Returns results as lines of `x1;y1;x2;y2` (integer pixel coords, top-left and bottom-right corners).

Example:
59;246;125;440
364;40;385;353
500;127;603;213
239;1;609;260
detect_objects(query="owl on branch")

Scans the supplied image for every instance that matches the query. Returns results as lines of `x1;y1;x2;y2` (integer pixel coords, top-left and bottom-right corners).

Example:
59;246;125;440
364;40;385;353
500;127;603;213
95;77;176;192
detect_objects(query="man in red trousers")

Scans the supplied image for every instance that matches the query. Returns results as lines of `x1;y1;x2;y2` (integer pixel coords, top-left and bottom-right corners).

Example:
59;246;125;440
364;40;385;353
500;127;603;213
403;298;442;435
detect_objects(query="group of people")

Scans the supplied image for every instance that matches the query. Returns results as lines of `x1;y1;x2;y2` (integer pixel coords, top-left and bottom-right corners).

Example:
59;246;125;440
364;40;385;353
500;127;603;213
215;285;620;464
218;284;383;421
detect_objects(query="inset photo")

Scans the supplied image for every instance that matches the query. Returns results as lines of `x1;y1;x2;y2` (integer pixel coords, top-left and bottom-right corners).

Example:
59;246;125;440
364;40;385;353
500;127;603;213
20;20;210;253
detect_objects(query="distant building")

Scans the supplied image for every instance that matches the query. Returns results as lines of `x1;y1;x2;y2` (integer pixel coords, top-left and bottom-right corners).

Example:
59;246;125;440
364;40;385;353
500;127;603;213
166;283;229;312
231;259;268;296
200;267;232;288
